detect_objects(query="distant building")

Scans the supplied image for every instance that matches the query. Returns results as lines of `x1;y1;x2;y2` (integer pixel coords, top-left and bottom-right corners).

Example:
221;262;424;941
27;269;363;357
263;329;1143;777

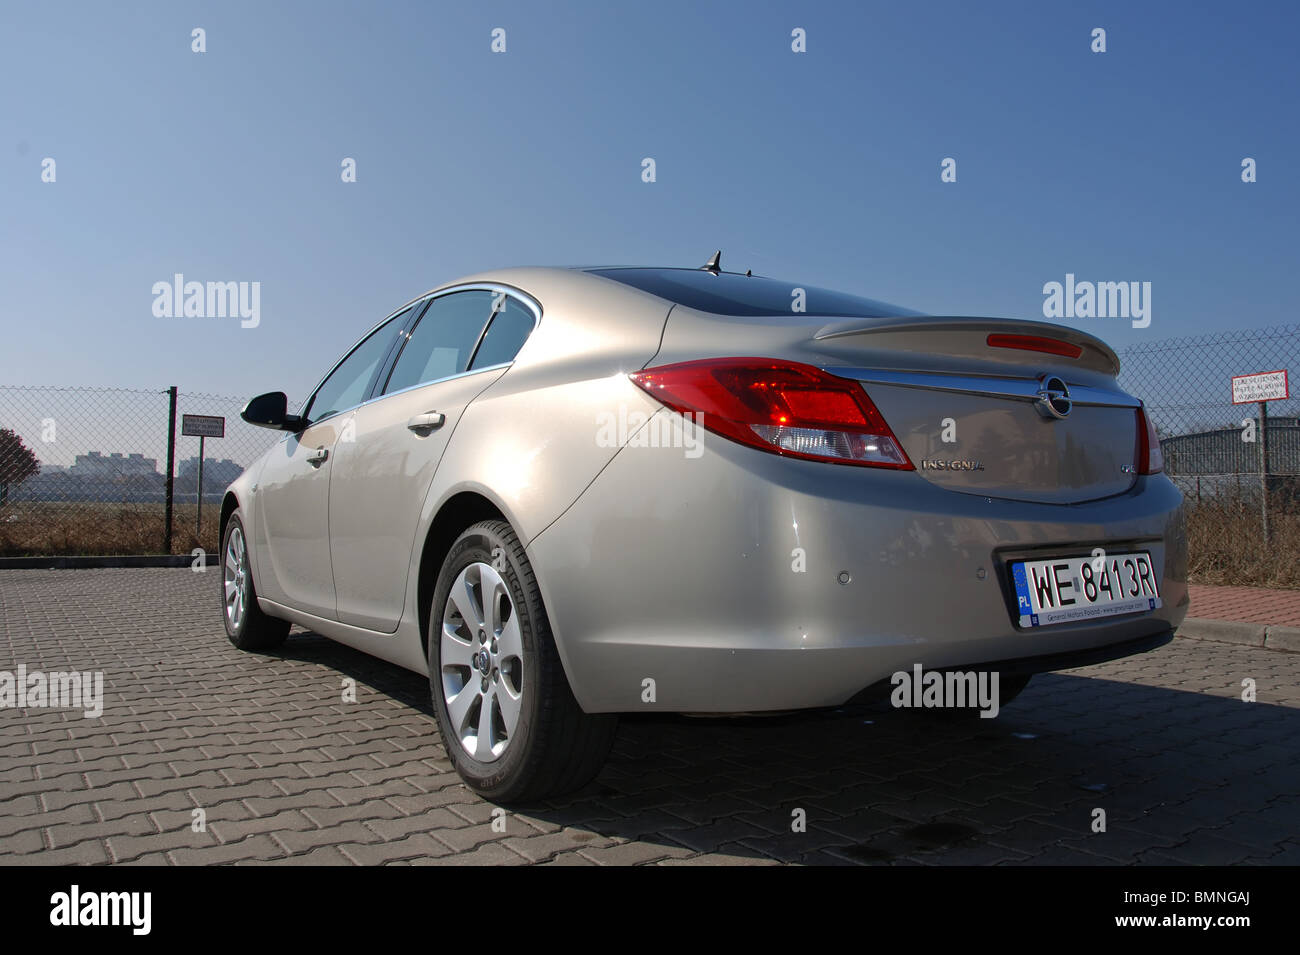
14;450;164;503
1161;416;1299;476
1161;416;1300;506
69;451;159;477
178;456;243;485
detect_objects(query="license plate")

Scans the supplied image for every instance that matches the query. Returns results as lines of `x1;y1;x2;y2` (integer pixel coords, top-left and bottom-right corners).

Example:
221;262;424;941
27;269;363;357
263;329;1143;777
1010;551;1161;628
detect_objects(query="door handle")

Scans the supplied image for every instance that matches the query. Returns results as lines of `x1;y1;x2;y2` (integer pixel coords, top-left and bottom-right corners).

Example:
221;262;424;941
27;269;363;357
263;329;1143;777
407;411;446;433
306;447;329;467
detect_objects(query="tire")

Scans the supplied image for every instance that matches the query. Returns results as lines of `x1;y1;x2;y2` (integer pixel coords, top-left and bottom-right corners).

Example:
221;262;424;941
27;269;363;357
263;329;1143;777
429;520;616;803
221;511;290;651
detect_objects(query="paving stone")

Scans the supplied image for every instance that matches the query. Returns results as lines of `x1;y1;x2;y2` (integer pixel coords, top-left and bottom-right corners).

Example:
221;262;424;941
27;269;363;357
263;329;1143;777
338;834;451;864
577;840;694;866
169;834;287;865
3;568;1298;867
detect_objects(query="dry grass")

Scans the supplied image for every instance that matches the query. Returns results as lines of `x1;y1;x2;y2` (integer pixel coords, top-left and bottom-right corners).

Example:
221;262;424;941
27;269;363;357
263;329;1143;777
1184;495;1300;589
3;495;1297;590
0;502;221;558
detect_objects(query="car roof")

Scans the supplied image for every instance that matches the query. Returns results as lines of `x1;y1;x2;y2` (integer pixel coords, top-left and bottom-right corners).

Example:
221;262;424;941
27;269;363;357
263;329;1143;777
417;266;923;320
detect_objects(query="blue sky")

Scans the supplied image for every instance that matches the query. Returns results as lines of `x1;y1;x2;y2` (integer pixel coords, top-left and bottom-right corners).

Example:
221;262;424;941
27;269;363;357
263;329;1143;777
3;0;1297;406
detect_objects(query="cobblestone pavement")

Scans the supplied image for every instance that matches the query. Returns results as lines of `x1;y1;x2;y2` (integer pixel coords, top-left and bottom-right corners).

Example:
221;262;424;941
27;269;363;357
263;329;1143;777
1;569;1297;866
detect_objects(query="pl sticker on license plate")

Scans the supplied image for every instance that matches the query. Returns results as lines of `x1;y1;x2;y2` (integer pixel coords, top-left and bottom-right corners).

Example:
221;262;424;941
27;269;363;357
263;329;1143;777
1011;551;1161;628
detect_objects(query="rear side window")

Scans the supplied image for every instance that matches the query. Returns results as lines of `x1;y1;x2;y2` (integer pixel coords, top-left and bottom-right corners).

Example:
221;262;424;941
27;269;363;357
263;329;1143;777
589;268;922;318
469;296;535;370
383;291;494;394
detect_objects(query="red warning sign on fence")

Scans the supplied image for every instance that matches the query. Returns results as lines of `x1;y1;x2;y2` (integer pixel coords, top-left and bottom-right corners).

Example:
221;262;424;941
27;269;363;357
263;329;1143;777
1230;370;1289;405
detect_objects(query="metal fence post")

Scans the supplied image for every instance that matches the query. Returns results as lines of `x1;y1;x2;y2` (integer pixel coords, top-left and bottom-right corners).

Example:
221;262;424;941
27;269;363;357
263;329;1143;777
196;434;205;538
1260;400;1270;546
164;386;177;554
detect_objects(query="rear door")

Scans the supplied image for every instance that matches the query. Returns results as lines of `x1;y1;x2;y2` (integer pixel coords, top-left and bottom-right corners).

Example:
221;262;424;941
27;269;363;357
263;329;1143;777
329;288;538;632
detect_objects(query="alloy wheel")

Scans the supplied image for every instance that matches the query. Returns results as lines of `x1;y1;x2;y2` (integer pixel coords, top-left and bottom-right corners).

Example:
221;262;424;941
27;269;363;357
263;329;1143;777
440;561;524;762
224;525;248;631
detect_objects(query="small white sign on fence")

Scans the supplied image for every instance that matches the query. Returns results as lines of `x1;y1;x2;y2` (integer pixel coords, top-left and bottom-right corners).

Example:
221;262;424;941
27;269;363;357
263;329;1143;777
181;414;225;438
179;414;225;536
1230;369;1289;405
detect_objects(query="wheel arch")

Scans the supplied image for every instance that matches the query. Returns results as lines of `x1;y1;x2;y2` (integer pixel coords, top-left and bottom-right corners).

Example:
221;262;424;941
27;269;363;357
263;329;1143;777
219;491;240;550
416;491;511;660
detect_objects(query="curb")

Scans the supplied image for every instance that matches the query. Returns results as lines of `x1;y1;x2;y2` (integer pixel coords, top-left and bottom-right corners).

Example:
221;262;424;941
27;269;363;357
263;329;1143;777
1176;617;1300;653
1267;626;1300;652
0;554;219;570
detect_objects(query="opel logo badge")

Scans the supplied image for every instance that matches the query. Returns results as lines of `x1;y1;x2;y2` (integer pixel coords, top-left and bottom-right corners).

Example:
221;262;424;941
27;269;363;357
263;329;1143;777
1034;375;1072;419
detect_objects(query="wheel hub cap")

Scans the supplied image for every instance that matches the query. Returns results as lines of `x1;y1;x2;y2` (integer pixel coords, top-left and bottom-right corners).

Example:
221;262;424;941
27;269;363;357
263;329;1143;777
224;526;248;630
439;561;524;763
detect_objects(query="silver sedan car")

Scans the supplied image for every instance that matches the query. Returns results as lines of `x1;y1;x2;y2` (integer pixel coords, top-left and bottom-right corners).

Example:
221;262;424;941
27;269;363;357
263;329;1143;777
221;260;1188;801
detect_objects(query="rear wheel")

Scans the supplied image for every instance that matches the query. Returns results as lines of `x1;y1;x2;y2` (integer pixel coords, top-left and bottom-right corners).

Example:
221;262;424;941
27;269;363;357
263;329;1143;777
429;520;616;803
221;511;290;651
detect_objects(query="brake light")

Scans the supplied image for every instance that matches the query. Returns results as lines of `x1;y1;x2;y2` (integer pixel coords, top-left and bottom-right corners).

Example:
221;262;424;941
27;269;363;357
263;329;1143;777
1136;405;1163;475
987;334;1083;359
629;358;913;469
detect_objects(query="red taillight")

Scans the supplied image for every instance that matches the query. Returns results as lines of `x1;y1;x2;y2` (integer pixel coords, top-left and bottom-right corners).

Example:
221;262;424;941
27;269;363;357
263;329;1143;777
987;334;1083;359
1136;405;1163;475
629;358;913;469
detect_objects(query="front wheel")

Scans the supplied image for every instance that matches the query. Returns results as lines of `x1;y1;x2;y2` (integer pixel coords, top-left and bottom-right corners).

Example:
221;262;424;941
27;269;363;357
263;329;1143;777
221;511;290;651
429;520;616;803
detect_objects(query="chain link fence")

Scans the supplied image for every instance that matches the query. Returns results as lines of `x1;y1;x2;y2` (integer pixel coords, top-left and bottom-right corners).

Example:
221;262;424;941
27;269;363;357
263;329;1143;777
3;326;1296;585
0;386;297;558
1118;324;1299;587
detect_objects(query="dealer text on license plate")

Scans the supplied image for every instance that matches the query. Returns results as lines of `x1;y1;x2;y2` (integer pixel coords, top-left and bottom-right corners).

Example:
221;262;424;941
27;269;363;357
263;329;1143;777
1010;551;1161;628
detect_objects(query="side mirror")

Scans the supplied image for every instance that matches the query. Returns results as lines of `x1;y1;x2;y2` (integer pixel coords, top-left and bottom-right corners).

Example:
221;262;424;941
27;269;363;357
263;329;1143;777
241;392;304;431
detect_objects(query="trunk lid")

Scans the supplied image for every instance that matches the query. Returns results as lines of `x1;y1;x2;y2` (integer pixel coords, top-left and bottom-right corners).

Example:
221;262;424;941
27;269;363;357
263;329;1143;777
654;310;1142;505
812;316;1140;504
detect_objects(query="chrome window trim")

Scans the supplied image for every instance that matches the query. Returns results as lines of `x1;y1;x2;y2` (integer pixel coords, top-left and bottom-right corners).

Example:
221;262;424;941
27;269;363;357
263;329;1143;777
360;361;513;407
297;282;541;428
834;367;1141;409
298;296;433;425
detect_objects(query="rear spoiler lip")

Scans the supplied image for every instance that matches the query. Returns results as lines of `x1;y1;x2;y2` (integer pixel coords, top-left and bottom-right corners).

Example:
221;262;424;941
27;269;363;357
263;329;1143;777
813;315;1120;376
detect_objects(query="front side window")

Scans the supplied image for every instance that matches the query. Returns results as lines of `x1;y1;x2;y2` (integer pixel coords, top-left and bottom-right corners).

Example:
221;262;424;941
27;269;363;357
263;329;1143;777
383;290;495;394
304;308;410;421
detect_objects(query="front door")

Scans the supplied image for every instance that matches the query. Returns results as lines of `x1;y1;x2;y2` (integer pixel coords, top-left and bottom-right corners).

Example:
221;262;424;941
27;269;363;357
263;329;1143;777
253;416;350;617
253;308;406;618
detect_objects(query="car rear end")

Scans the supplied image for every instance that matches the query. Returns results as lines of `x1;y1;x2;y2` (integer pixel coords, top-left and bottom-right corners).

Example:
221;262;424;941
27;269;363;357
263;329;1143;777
525;270;1187;713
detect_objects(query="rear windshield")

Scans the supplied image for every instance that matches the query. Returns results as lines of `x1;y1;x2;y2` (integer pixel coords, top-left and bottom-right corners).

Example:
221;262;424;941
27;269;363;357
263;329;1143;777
588;268;922;318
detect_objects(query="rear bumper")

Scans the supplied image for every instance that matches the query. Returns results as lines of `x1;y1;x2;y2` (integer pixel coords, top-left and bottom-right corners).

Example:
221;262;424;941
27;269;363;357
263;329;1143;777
528;411;1188;713
845;629;1174;704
